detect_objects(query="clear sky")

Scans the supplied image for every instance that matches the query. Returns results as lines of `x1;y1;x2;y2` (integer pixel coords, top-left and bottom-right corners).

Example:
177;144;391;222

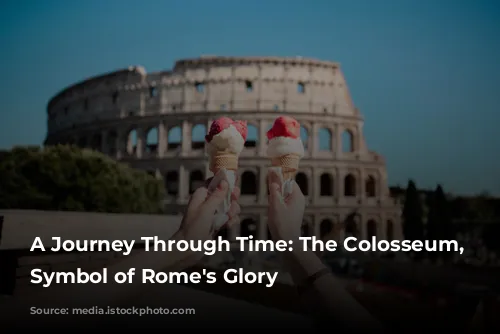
1;0;499;195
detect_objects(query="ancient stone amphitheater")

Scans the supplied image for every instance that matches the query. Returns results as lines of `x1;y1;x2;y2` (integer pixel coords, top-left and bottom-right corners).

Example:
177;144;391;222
45;56;402;243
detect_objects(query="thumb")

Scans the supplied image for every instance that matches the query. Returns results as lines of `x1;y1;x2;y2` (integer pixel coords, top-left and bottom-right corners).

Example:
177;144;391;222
201;180;229;214
185;186;209;219
286;181;305;209
268;182;285;207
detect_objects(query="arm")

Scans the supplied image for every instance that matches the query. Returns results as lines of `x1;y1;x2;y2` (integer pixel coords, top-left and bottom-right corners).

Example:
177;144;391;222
283;240;383;331
267;181;383;331
3;181;239;312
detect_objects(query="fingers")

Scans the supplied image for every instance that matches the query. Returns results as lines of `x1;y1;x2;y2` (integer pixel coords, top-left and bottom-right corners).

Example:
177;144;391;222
231;186;240;201
186;186;209;218
204;177;214;188
227;200;241;219
267;168;283;192
201;180;229;214
214;215;240;235
268;182;284;207
226;215;240;228
287;181;305;209
289;181;304;200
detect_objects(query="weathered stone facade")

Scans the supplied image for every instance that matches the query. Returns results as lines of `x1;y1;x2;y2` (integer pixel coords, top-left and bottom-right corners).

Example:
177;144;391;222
45;56;402;243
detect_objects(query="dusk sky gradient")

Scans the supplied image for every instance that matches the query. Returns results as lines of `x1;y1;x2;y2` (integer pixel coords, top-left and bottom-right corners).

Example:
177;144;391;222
1;0;499;195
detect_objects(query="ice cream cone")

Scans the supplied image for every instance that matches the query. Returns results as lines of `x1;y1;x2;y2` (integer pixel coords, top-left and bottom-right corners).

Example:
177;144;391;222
210;151;238;173
271;153;300;180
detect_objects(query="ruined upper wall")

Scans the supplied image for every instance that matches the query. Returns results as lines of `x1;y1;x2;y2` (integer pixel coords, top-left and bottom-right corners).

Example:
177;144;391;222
47;66;147;111
46;56;360;135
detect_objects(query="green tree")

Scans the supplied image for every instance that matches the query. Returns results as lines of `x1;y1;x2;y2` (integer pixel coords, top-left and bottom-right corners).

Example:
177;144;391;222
470;192;496;220
426;185;453;260
402;180;424;241
0;145;165;213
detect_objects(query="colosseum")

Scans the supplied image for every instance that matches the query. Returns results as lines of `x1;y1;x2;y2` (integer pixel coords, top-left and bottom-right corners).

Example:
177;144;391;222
45;56;402;244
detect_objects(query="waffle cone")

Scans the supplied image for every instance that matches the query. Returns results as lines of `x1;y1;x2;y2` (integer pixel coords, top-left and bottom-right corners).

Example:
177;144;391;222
210;152;238;173
271;154;300;180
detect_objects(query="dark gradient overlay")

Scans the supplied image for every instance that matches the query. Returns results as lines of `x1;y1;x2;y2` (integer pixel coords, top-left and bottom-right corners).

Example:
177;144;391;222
1;216;499;333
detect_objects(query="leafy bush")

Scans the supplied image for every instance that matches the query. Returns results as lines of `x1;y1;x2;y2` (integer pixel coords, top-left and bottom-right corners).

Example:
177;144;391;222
0;145;165;213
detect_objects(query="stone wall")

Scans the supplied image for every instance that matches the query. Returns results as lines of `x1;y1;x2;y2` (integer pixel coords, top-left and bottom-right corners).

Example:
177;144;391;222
42;55;403;243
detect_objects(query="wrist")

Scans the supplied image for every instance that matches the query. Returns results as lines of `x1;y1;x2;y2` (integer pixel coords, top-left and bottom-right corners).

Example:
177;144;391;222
271;225;301;242
284;241;328;280
171;230;208;269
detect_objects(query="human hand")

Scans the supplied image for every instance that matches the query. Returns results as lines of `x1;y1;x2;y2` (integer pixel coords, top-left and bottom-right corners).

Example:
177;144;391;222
177;179;241;243
267;178;305;241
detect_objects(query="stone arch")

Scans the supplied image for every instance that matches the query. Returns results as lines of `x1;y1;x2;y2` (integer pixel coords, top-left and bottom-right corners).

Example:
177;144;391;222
189;170;204;194
386;220;394;241
107;131;117;155
320;219;333;239
164;171;179;195
301;220;311;237
342;129;354;153
295;172;308;196
126;129;138;155
331;222;342;241
145;127;158;154
167;126;181;150
240;218;258;238
297;82;305;93
320;173;333;196
90;133;102;151
112;91;119;104
191;124;206;150
344;174;356;197
241;171;257;195
318;128;332;151
245;124;258;148
344;213;359;237
367;219;377;238
365;175;376;197
300;126;309;149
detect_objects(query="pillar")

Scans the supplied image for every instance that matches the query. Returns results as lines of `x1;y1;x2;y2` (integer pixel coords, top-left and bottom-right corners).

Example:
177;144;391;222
312;168;320;203
136;127;144;159
311;122;319;157
313;215;321;239
116;129;125;159
158;122;167;158
181;121;191;155
378;214;386;239
258;119;268;155
360;169;366;200
178;165;188;203
258;166;267;205
335;124;342;158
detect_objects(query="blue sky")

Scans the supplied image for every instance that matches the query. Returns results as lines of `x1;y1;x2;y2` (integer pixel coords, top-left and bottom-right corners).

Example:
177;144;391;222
1;0;499;195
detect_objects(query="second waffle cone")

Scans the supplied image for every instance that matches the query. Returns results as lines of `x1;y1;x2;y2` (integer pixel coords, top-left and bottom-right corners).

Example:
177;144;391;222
271;153;300;180
210;152;238;173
